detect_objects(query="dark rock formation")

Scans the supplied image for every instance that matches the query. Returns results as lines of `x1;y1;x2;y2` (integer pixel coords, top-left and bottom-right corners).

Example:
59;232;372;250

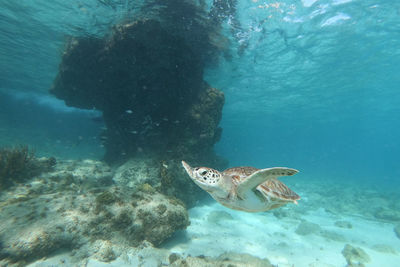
50;0;229;164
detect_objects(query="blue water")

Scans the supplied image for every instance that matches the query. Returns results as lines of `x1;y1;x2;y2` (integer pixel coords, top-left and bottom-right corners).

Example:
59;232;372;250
1;0;400;265
209;0;400;186
1;1;399;175
1;0;400;180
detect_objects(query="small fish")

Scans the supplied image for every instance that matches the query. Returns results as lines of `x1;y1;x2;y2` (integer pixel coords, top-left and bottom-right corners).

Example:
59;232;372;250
162;163;168;169
130;130;138;134
162;117;169;121
173;120;180;124
125;110;133;114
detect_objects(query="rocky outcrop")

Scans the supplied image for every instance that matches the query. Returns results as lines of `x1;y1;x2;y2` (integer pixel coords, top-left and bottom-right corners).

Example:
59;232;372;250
113;157;160;188
113;156;227;208
0;160;189;266
50;1;228;163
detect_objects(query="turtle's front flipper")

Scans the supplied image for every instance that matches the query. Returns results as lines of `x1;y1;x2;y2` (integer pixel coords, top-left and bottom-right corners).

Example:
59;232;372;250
237;167;298;199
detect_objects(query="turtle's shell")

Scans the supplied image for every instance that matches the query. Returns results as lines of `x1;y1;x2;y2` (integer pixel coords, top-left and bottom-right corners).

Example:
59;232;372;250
223;167;300;203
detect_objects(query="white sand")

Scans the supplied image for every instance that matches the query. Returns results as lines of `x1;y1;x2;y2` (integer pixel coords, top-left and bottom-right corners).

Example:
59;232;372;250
164;202;400;267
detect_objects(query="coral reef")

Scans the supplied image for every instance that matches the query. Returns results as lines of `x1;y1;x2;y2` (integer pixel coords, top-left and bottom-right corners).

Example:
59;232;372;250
46;159;113;189
0;160;189;266
113;158;160;188
0;146;55;190
50;0;229;163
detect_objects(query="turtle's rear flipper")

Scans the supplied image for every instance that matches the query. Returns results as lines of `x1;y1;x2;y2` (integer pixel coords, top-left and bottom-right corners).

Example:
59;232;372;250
237;167;298;199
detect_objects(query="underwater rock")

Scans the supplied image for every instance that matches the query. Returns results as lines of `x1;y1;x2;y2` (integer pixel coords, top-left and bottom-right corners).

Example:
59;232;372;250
342;244;370;267
0;162;188;265
133;191;190;246
89;240;118;262
295;221;321;236
170;252;274;267
113;156;227;208
0;193;84;263
374;208;400;222
113;158;159;188
334;220;353;229
394;224;400;240
45;159;113;188
50;1;227;163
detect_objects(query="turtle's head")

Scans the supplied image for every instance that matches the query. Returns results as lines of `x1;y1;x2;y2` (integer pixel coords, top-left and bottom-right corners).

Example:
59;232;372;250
182;161;222;192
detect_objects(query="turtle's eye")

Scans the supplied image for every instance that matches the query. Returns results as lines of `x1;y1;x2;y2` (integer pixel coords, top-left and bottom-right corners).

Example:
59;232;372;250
201;170;207;176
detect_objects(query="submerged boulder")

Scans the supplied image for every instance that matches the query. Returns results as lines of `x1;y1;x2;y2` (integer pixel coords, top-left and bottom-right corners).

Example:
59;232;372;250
0;160;189;265
342;244;370;267
50;0;227;163
113;157;160;188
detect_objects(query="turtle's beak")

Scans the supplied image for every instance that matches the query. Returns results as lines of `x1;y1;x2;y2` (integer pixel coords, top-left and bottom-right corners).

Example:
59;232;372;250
181;161;194;178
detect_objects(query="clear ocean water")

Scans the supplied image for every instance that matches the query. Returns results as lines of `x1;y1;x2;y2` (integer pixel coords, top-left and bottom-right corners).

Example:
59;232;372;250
1;0;400;266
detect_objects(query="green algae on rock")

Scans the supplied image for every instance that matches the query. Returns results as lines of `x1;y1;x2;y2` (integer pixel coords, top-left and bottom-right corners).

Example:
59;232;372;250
0;146;55;190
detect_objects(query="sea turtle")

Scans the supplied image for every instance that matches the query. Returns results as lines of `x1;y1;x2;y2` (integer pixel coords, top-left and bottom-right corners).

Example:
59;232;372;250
182;161;300;212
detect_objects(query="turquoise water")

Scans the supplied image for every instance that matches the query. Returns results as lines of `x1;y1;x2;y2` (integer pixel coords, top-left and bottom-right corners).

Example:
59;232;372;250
2;0;399;181
1;0;400;266
209;1;400;185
